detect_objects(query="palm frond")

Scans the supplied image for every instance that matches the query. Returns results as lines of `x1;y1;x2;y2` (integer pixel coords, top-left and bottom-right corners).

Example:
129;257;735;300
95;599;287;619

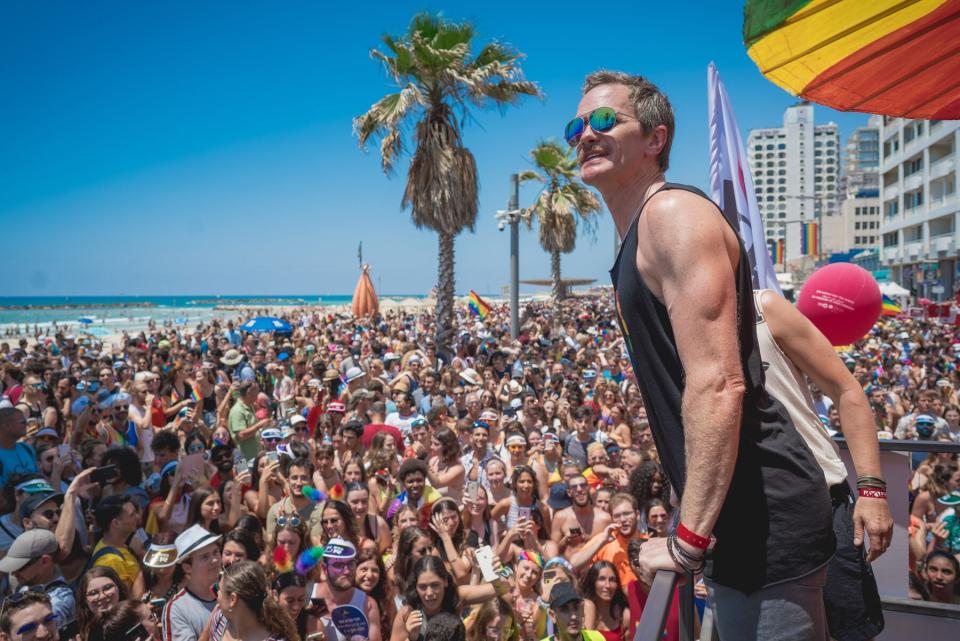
517;170;543;184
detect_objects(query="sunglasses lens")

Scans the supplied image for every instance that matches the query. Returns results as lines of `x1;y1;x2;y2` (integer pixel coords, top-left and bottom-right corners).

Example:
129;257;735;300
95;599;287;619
565;117;585;146
589;107;617;134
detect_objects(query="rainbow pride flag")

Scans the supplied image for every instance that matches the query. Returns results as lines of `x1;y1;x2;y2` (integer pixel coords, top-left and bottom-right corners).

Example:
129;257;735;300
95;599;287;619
881;294;902;317
801;223;818;256
189;383;202;403
769;239;785;265
468;290;491;319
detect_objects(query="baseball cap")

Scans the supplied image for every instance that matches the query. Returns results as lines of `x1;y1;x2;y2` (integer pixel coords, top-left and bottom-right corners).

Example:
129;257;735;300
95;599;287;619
175;524;221;563
0;530;58;573
19;492;64;520
34;427;60;441
261;428;283;440
914;414;936;424
548;581;582;608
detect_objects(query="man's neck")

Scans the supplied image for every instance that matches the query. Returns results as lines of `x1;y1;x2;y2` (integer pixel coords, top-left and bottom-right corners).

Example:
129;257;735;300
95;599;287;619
102;529;129;548
599;171;666;240
0;434;18;449
186;579;216;602
572;503;592;519
329;584;354;604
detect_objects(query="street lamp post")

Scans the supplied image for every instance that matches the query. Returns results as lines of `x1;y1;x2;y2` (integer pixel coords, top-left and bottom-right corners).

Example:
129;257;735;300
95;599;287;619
496;174;523;340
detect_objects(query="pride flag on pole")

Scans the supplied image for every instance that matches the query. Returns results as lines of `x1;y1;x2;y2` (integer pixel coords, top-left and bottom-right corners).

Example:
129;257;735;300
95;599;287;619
468;290;491;319
881;294;902;317
769;239;785;265
801;223;819;256
708;63;781;294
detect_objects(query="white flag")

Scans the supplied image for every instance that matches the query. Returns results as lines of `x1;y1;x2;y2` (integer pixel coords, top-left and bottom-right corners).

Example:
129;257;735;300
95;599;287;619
707;62;781;294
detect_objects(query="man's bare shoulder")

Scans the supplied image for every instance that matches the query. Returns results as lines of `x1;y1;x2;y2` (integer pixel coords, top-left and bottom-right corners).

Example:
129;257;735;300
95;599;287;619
641;189;725;242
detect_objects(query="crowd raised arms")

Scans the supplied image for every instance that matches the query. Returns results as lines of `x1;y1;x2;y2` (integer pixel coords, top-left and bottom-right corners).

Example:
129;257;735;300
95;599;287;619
0;278;958;641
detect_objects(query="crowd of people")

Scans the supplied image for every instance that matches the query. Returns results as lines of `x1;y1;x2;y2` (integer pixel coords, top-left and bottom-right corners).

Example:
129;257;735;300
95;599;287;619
0;292;956;641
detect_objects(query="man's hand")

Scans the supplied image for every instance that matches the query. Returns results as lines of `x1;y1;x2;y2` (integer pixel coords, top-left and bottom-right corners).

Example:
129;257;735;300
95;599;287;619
635;537;682;585
853;497;893;562
66;467;99;500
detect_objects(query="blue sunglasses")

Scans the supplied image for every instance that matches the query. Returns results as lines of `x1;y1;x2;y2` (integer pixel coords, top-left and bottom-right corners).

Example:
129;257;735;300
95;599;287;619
564;106;636;147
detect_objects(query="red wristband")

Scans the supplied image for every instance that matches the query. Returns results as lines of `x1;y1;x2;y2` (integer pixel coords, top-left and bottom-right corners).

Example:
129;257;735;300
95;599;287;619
677;521;711;551
859;487;887;500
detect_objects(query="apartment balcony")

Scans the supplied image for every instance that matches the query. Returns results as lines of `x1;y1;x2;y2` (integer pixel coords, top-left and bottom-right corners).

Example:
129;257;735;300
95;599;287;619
883;184;900;201
903;172;923;192
932;234;954;254
929;155;955;181
882;246;900;263
906;241;923;258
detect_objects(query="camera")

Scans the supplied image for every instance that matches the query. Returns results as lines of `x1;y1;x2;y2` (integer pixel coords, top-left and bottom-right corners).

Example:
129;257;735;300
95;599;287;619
498;222;505;231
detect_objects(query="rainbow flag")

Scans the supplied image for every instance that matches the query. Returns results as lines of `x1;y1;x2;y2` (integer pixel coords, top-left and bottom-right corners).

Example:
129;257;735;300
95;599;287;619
801;223;818;256
769;239;785;265
744;0;960;120
468;290;491;319
189;383;202;403
881;294;902;317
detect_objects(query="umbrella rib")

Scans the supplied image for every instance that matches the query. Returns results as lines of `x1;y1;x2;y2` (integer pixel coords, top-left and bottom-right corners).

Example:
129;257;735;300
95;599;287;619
905;73;960;116
846;45;960;111
747;0;847;45
803;8;960;93
761;0;924;75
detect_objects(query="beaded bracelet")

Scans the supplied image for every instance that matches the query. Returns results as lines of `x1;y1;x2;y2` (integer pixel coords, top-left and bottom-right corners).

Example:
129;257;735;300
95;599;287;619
856;475;887;489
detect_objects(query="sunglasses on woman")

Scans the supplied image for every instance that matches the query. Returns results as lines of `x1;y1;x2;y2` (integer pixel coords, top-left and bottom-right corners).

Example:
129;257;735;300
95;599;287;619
564;106;636;147
277;513;301;527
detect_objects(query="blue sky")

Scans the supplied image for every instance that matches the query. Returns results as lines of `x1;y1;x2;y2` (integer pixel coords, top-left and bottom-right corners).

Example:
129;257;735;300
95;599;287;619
0;1;872;297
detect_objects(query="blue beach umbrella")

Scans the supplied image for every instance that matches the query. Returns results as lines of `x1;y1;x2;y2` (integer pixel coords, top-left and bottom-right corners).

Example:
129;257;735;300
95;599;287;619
240;316;293;334
78;317;94;324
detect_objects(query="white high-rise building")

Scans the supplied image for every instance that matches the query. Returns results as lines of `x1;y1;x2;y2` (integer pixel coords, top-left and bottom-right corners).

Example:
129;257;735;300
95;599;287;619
879;118;960;300
748;102;840;265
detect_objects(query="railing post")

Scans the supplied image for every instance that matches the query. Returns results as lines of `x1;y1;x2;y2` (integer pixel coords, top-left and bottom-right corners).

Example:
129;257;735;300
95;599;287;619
633;571;679;641
678;578;695;641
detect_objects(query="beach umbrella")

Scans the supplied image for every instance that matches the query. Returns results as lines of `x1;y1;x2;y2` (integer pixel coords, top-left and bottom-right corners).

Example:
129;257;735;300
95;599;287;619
352;264;379;318
78;317;94;324
744;1;960;119
240;317;293;334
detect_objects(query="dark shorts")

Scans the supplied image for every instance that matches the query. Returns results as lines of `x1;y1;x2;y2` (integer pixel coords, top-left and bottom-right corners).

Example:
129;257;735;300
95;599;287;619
823;483;884;641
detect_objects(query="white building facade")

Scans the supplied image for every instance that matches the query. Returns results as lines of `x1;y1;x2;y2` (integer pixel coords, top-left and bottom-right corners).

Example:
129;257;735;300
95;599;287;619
879;119;960;300
748;103;839;265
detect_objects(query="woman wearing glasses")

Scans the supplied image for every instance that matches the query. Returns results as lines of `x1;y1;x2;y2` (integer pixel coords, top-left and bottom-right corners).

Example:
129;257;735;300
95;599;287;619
77;566;127;640
311;499;360;550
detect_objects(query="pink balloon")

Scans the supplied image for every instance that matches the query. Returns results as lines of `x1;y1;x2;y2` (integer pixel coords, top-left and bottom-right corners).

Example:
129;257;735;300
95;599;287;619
796;263;881;346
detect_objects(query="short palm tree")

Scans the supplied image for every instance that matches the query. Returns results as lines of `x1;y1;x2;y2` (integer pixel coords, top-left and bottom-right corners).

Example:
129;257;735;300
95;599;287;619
354;13;541;350
519;140;602;301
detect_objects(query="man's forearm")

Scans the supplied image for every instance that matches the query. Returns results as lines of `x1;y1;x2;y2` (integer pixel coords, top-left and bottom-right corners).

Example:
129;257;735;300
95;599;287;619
679;382;743;537
836;389;882;478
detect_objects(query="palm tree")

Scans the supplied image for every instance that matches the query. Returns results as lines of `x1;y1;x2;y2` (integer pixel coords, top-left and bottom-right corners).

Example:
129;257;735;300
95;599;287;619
519;140;602;302
354;13;541;351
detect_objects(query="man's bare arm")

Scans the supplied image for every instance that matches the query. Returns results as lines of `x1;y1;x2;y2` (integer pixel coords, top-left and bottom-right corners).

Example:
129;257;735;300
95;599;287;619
760;289;892;560
640;192;745;539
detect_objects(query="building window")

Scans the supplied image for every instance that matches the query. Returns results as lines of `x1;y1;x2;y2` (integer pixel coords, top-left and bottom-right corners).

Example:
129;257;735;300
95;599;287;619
883;232;898;247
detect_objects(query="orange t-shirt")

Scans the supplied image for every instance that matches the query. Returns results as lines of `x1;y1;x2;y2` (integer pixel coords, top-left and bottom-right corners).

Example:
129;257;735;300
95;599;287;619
592;531;639;593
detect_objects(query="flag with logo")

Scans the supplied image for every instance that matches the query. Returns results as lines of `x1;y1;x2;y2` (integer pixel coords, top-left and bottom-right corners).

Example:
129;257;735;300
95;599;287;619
708;62;781;294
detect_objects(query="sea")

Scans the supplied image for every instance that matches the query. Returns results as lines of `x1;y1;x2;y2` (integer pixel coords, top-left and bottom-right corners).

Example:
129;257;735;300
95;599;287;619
0;295;426;335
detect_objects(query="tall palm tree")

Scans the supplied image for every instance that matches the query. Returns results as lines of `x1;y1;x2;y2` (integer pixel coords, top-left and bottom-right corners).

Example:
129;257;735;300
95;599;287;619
519;140;602;302
354;13;541;351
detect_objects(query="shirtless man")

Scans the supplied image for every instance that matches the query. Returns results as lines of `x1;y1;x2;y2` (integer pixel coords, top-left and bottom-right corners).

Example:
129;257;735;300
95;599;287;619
311;538;382;641
550;473;611;556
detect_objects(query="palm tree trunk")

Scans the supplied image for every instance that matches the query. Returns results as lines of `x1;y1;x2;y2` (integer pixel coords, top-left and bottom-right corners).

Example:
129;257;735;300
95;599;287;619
551;249;563;302
435;230;456;352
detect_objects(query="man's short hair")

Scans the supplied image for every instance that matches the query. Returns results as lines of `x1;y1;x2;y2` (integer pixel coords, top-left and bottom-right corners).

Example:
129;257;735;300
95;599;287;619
151;430;180;454
610;492;637;512
582;70;675;171
574;405;594;421
0;590;51;633
398;458;428;481
340;421;364;438
424;611;465;641
94;494;134;533
238;380;257;396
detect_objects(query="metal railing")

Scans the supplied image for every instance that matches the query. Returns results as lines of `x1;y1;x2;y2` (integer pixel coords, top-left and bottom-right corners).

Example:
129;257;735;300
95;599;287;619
631;438;960;641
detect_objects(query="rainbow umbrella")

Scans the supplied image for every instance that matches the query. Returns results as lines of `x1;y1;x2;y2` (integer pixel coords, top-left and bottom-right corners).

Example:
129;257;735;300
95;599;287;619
744;0;960;119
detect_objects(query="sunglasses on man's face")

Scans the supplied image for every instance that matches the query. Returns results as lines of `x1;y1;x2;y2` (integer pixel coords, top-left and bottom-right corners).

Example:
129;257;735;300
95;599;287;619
564;106;636;147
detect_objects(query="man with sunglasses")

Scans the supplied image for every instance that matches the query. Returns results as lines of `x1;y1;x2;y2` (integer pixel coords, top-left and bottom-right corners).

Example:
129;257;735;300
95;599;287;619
0;530;76;639
267;456;317;541
312;537;382;641
0;591;58;641
550;472;610;555
580;71;834;639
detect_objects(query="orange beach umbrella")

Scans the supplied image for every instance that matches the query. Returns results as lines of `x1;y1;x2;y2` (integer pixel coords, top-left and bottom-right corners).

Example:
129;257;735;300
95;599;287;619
352;264;379;318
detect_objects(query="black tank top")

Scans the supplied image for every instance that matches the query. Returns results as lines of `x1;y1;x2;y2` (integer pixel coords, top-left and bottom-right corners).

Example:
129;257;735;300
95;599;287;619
610;182;835;592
